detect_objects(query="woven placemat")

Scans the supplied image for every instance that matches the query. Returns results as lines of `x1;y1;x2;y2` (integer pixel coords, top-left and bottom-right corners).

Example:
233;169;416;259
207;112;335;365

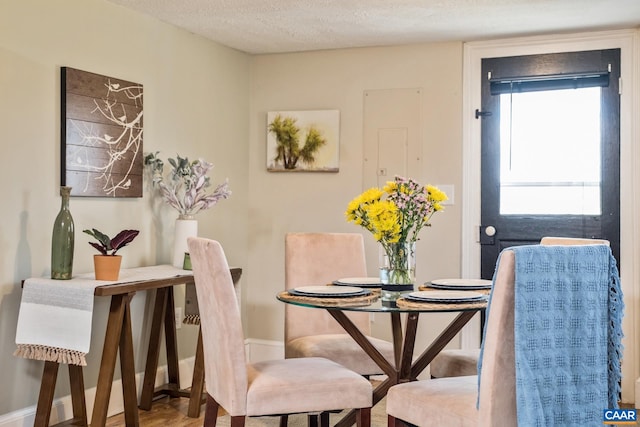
395;297;488;310
278;290;379;307
418;284;491;295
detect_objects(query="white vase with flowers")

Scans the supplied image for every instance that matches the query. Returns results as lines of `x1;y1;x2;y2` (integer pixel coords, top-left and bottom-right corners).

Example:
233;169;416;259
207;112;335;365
145;152;231;267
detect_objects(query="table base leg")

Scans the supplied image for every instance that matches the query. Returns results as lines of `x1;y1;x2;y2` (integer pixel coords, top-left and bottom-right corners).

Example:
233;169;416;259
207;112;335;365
69;364;87;425
330;309;482;427
120;295;139;426
34;361;88;427
139;288;168;410
91;293;133;427
187;327;206;418
34;361;59;427
140;287;185;410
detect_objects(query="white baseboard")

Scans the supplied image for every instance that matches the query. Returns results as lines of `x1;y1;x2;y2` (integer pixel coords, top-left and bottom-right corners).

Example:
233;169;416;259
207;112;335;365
0;339;285;427
245;338;284;362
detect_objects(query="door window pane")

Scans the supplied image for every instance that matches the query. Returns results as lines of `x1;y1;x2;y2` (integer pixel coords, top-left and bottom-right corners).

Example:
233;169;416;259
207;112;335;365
499;87;601;215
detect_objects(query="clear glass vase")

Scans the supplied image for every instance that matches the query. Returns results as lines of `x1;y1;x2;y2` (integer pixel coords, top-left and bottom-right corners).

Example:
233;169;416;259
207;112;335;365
379;241;416;301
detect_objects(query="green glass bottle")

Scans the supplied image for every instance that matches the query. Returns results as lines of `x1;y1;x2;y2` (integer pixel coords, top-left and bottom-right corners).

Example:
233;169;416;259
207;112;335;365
51;186;74;279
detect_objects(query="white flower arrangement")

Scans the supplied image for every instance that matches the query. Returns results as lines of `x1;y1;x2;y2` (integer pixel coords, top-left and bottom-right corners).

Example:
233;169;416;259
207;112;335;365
145;152;231;217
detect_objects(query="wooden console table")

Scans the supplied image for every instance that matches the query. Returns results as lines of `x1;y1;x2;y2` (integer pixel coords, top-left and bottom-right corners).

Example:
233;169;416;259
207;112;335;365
27;266;194;427
26;265;243;426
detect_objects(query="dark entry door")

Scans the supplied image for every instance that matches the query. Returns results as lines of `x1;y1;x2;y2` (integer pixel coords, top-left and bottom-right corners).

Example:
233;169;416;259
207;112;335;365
480;49;620;279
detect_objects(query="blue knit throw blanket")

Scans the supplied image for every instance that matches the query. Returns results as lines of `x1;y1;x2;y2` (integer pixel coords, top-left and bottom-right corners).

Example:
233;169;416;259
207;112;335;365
479;244;624;427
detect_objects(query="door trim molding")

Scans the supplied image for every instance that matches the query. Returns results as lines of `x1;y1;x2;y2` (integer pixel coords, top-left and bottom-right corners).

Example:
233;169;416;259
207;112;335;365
461;29;639;403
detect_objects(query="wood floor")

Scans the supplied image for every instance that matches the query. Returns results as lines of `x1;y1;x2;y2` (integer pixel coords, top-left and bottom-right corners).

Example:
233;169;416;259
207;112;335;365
104;381;387;426
105;396;214;427
103;397;385;427
104;391;634;426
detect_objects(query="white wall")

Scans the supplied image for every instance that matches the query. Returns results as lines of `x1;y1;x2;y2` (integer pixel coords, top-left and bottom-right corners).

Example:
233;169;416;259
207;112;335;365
247;43;467;351
0;0;250;416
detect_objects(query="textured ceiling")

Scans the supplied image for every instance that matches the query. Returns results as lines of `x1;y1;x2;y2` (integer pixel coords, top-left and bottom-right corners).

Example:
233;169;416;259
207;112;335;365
105;0;640;54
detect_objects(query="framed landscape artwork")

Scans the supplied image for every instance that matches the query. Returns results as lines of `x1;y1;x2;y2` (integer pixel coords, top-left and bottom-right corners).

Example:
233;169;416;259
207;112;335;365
61;67;143;197
266;109;339;172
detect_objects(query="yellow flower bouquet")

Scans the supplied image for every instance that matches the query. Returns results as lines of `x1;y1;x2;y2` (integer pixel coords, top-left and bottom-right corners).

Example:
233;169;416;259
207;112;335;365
345;176;447;298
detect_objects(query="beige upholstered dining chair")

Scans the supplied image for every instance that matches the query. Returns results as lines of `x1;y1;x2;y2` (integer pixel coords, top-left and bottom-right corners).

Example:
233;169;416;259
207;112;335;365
187;237;373;427
429;236;610;379
285;232;395;376
387;243;622;426
387;249;517;426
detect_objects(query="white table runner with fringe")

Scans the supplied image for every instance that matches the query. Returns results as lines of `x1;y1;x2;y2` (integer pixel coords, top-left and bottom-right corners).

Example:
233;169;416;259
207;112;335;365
14;265;190;366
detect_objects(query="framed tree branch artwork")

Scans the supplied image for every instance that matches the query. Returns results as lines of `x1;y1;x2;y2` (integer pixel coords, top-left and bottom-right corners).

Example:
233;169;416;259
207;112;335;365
61;67;143;197
266;109;339;172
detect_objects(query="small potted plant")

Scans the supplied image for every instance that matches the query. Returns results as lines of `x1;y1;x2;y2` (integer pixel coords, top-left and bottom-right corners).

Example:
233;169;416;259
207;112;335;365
84;228;140;280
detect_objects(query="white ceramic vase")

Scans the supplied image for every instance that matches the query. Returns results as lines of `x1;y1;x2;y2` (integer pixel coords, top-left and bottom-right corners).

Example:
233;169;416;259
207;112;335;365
173;215;198;268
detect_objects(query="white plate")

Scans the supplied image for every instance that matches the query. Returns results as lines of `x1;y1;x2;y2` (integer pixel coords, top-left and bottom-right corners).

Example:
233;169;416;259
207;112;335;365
333;277;382;288
406;290;486;302
429;278;492;289
290;285;369;298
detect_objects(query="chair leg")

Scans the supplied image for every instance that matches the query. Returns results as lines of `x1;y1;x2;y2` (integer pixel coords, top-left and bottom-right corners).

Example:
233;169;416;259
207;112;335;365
319;412;330;427
357;408;371;427
203;394;219;427
308;414;318;427
387;414;410;427
204;393;245;427
279;415;288;427
230;416;246;427
230;415;246;427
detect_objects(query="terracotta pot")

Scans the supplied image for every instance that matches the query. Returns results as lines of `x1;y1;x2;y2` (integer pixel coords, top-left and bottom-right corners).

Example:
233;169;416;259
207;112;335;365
93;255;122;281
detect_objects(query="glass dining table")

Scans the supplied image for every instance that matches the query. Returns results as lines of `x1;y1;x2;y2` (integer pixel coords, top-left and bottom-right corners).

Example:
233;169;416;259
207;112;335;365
277;289;487;427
